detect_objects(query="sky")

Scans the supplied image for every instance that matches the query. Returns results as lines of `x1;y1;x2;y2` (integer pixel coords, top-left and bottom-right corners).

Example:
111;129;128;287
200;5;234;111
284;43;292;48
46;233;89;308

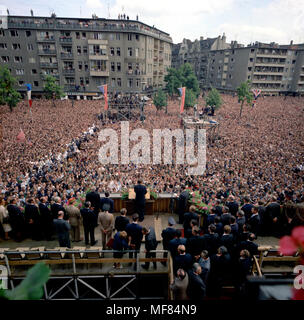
1;0;304;45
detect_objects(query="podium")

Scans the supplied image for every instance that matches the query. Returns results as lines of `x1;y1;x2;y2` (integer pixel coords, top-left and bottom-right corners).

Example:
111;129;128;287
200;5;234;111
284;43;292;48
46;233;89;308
128;188;150;200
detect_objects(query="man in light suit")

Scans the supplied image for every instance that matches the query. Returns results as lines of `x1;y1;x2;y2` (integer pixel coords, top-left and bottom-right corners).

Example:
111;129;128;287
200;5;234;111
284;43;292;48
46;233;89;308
170;268;189;300
98;204;115;250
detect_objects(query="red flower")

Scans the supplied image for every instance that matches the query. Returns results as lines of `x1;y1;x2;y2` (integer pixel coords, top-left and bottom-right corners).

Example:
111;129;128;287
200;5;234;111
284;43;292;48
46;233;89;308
279;226;304;255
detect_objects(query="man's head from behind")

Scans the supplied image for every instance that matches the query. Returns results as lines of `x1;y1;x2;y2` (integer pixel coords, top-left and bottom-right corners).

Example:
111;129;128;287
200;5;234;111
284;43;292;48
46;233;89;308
120;208;127;216
132;213;139;222
177;245;186;254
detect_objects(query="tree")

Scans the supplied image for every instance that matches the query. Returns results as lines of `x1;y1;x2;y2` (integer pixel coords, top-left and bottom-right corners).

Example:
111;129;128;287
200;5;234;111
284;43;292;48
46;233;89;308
43;75;64;101
237;80;253;118
0;66;22;112
184;89;197;111
164;63;200;97
153;89;168;112
205;88;222;109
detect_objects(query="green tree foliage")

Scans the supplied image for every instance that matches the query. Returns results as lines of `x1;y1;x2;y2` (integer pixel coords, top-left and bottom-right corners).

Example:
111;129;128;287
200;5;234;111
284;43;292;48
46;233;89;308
0;262;50;300
165;63;200;97
205;88;222;109
237;80;253;118
0;66;22;112
43;75;64;100
153;89;168;111
184;89;197;109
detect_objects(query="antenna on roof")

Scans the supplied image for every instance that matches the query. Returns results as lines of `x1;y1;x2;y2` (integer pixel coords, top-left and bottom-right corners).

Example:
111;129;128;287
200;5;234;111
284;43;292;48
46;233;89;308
30;9;34;17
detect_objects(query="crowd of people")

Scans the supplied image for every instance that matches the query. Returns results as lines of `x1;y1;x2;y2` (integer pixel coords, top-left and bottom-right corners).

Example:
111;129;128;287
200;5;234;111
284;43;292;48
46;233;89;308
0;94;303;241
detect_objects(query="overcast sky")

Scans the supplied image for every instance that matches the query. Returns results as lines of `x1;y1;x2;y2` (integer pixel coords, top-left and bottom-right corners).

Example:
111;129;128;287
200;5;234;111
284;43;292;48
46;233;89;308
1;0;304;45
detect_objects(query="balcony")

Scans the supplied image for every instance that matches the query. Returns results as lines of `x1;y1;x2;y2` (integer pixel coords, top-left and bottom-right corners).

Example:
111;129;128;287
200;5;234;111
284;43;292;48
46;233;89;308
61;52;73;59
41;73;59;79
64;85;77;91
89;53;108;61
90;69;109;77
37;36;55;42
59;37;73;43
126;70;146;76
252;79;282;84
38;49;57;55
62;68;75;75
253;71;284;75
40;62;58;68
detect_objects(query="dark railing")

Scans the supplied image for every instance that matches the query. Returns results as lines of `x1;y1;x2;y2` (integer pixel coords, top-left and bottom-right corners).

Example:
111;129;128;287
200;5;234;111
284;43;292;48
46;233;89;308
62;68;75;74
38;49;57;55
40;62;58;68
36;36;55;42
59;37;73;43
61;52;73;59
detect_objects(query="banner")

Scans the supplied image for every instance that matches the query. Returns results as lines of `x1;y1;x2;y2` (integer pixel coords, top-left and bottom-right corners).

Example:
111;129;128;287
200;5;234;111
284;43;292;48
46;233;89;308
98;84;108;111
178;87;186;114
25;84;32;108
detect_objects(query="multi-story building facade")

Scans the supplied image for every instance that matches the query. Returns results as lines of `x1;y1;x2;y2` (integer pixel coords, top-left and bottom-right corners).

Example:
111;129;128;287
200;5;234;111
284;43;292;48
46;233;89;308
172;35;230;89
208;41;304;95
0;14;172;98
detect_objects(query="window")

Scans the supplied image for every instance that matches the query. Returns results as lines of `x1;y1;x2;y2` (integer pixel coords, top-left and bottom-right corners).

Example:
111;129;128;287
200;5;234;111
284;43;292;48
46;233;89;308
109;34;115;41
31;69;37;74
116;47;121;56
251;49;254;53
83;46;88;54
128;78;133;88
85;77;89;85
82;32;86;39
116;33;120;41
0;30;4;37
111;62;115;72
0;43;7;49
93;33;103;40
117;62;121;72
77;46;82;55
12;43;21;50
80;77;84;86
10;30;18;37
76;32;80;39
128;47;133;57
78;61;83;71
248;67;252;71
84;62;89;72
111;78;115;87
14;56;23;63
135;48;139;58
34;81;39;87
110;47;115;56
292;60;296;64
127;34;132;41
27;44;34;51
231;58;234;62
136;78;140;87
117;78;121;87
16;69;24;75
26;30;31;37
135;34;139;41
18;80;24;86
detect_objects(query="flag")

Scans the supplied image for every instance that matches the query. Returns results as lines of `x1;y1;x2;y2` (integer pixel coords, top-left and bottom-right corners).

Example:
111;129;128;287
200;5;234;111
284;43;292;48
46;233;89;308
98;84;108;111
16;129;25;143
25;83;32;108
178;87;186;114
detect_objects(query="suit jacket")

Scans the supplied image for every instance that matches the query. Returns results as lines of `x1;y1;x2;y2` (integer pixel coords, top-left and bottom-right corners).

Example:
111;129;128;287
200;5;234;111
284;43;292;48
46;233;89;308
80;208;96;228
266;202;281;220
174;253;193;272
238;240;259;257
53;219;70;245
220;213;232;226
86;191;101;212
248;214;261;236
39;203;52;224
134;184;147;204
177;191;190;214
144;227;158;251
51;203;67;220
170;273;189;300
100;197;114;213
168;238;187;257
7;204;25;229
188;270;206;300
115;215;130;232
241;204;254;221
98;211;114;233
183;211;199;230
161;227;177;250
220;234;235;254
126;222;143;246
202;233;220;256
186;235;205;256
226;201;239;216
66;205;81;227
24;204;40;224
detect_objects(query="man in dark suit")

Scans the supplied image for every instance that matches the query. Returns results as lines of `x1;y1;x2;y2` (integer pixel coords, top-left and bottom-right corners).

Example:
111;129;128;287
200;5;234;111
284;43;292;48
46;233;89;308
141;226;158;270
80;201;97;246
126;213;143;269
236;210;246;233
161;217;177;266
220;225;235;255
202;224;220;256
177;186;190;224
241;196;253;221
174;245;193;274
206;207;217;227
7;198;25;242
168;229;187;258
53;211;71;248
183;205;199;232
100;191;114;213
86;187;101;218
214;216;223;236
187;263;206;300
186;226;205;257
237;233;259;257
226;195;239;216
266;196;282;237
220;206;232;226
248;206;261;237
115;208;129;232
134;180;147;222
39;196;54;240
24;198;41;240
51;197;67;220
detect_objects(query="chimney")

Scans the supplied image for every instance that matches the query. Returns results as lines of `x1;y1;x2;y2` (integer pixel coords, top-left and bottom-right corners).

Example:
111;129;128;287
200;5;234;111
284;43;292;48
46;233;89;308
290;40;293;45
200;36;204;41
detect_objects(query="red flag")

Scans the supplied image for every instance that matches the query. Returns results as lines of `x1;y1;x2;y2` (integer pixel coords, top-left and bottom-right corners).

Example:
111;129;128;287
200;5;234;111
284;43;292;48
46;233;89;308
104;84;108;111
16;129;25;143
178;87;186;114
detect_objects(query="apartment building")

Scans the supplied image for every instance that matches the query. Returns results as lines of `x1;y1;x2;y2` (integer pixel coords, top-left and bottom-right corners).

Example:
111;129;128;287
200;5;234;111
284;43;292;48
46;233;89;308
172;35;230;88
209;42;304;95
0;14;172;98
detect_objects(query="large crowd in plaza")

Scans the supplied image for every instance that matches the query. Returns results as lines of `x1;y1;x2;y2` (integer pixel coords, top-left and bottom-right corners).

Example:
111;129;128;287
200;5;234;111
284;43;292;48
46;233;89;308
0;93;303;298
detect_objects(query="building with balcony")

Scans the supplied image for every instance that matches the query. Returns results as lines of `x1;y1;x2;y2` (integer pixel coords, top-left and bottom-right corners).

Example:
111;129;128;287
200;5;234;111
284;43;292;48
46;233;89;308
208;41;304;95
0;14;172;97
